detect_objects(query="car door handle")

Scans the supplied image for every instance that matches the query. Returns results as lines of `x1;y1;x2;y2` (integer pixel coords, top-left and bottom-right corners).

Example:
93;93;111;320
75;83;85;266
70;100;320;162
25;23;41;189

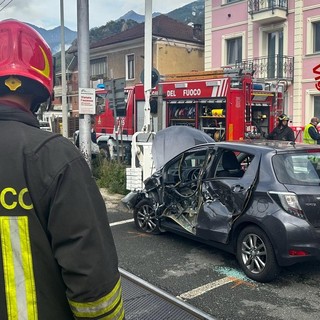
231;185;244;193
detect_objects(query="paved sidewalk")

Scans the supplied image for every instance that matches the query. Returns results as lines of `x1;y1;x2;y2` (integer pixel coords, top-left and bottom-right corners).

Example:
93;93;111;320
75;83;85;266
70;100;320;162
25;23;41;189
100;188;124;211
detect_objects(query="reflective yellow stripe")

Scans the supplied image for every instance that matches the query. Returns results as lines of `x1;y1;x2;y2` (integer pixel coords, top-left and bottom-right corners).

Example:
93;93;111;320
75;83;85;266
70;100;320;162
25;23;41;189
100;298;125;320
0;216;38;320
69;278;124;319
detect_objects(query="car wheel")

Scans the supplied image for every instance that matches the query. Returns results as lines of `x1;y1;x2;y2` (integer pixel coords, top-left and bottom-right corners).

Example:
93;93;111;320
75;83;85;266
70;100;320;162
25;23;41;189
236;226;280;282
134;199;161;234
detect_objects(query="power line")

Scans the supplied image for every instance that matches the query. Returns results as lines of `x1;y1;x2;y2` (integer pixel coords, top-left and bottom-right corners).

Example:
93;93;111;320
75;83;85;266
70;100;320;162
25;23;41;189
0;0;14;13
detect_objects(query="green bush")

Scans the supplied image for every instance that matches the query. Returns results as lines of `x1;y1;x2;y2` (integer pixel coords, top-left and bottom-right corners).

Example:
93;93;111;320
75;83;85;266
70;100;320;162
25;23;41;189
93;157;128;195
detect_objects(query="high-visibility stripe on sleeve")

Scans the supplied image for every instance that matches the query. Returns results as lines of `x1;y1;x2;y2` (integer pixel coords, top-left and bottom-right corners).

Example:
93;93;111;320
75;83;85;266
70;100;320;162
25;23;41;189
69;277;124;319
0;216;38;320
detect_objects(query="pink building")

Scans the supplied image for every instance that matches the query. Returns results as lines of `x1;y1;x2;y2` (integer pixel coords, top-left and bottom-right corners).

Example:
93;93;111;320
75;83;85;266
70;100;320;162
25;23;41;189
205;0;320;127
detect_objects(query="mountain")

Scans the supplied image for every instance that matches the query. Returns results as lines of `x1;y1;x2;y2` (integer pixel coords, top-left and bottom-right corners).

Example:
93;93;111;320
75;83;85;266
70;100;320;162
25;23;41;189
167;0;204;25
27;24;77;55
88;0;204;46
117;0;204;25
35;0;204;55
118;10;161;23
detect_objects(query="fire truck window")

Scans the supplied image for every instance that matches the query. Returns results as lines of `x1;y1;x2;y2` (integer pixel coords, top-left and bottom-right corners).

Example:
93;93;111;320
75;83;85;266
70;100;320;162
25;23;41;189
116;108;126;117
96;95;105;114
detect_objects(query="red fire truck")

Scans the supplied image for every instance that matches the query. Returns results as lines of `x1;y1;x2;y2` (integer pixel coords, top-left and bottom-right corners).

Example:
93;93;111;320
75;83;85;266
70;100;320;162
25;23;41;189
95;68;284;161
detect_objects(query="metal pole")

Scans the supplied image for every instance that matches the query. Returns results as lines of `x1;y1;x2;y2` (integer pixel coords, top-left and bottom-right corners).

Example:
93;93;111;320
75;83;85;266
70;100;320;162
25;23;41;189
60;0;68;138
77;0;92;167
142;0;152;133
157;82;163;130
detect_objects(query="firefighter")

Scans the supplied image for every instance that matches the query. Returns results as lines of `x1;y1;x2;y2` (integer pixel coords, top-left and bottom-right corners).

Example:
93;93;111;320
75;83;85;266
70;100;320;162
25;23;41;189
0;20;124;319
265;114;295;142
303;117;320;144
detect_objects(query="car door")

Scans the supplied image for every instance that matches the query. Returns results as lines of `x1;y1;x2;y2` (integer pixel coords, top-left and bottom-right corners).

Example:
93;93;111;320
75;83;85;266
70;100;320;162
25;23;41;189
160;146;210;234
197;147;261;243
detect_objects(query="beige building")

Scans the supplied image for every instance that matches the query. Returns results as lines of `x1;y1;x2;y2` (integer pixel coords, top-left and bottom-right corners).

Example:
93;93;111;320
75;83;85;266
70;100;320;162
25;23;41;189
60;15;204;116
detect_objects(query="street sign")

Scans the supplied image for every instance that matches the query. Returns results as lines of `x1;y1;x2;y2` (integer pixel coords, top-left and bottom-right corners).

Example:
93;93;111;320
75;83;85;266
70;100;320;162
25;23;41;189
79;87;96;114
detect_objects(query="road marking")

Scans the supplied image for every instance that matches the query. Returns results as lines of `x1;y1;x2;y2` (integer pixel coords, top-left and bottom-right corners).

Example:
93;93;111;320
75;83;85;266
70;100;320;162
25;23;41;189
177;276;236;300
110;219;134;227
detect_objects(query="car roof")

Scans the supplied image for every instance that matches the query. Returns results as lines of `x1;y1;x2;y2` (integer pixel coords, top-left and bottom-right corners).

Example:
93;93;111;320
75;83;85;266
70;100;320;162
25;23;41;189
191;140;320;153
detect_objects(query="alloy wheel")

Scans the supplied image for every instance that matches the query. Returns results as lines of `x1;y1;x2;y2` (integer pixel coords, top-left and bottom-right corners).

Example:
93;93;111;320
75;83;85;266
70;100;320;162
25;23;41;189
240;233;267;274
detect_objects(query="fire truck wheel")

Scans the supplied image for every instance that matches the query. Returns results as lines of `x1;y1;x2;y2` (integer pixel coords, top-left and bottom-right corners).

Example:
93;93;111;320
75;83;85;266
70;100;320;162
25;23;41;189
134;199;162;234
99;143;111;160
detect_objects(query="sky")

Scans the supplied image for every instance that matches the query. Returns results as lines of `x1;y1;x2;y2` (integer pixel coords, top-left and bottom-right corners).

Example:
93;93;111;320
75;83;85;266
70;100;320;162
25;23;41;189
0;0;194;31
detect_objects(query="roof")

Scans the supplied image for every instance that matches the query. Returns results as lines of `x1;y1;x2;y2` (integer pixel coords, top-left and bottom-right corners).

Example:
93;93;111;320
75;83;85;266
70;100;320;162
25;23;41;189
215;140;320;152
90;15;204;50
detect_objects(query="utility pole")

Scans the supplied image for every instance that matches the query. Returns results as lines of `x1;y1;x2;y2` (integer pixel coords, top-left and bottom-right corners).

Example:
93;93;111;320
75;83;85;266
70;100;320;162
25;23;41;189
77;0;92;167
157;82;163;130
60;0;68;138
142;0;152;133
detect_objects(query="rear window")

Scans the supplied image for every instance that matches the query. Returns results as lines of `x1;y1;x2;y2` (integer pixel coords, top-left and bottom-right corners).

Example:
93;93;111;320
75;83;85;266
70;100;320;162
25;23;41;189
273;153;320;185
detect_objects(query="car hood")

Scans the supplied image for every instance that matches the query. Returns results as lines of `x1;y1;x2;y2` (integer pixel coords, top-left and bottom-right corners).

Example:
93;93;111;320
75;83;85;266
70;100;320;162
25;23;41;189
152;126;214;170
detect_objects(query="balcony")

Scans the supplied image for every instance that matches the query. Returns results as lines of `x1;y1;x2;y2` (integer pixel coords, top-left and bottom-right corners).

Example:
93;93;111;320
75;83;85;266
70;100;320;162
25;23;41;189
248;0;288;24
235;55;294;82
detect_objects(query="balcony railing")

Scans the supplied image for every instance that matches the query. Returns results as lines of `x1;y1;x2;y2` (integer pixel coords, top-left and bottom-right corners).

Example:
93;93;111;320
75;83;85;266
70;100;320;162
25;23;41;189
235;55;294;82
248;0;288;23
248;0;288;14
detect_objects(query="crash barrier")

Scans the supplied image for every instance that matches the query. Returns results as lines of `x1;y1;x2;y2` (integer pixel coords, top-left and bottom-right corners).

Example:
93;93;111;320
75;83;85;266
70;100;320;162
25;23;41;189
119;268;216;320
291;126;304;143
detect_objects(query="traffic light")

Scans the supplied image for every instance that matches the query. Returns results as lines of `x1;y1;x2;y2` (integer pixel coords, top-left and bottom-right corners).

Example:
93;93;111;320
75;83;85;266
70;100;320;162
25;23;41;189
150;98;158;115
151;68;160;88
140;68;160;88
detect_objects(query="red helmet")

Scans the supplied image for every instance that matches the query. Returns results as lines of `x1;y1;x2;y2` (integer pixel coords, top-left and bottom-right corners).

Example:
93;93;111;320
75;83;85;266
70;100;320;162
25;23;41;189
0;19;54;111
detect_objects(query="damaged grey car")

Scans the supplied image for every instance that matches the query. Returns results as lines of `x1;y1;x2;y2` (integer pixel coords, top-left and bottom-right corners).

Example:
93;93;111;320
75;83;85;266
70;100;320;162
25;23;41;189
123;127;320;282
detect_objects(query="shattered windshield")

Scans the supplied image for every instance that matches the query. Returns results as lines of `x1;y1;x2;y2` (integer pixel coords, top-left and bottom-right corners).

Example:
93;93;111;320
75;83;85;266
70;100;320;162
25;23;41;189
273;152;320;185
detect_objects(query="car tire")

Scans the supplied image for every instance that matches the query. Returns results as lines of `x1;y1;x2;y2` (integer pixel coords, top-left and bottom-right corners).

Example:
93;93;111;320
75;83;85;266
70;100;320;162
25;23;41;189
236;226;280;282
134;199;161;234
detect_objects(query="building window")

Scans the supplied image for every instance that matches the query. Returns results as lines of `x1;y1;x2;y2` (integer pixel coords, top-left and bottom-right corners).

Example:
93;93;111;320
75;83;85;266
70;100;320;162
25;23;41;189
315;96;320;118
90;58;107;77
307;17;320;55
314;22;320;53
226;37;242;65
126;54;135;80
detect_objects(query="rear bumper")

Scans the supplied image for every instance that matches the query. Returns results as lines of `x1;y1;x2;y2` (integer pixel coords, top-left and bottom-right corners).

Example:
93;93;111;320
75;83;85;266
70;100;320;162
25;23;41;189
265;211;320;266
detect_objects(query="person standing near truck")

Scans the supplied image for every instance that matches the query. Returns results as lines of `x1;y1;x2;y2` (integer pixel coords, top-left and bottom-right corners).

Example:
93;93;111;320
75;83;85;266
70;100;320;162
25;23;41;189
0;19;124;319
265;114;295;141
303;117;320;144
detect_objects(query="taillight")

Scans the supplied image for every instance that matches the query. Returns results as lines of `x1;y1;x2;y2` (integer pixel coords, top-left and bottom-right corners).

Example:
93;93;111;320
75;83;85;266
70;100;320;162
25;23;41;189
269;191;305;219
288;249;309;256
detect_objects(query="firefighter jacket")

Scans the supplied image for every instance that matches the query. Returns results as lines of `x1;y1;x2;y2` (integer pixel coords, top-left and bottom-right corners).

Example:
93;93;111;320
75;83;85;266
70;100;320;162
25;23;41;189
266;124;295;142
0;103;124;320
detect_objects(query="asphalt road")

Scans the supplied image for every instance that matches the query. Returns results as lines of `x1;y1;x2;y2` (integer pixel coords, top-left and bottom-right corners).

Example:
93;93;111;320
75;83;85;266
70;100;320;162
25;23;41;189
107;206;320;320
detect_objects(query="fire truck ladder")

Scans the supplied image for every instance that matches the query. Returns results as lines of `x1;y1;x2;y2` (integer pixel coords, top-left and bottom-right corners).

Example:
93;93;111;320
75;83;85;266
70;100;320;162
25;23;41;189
120;268;216;320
